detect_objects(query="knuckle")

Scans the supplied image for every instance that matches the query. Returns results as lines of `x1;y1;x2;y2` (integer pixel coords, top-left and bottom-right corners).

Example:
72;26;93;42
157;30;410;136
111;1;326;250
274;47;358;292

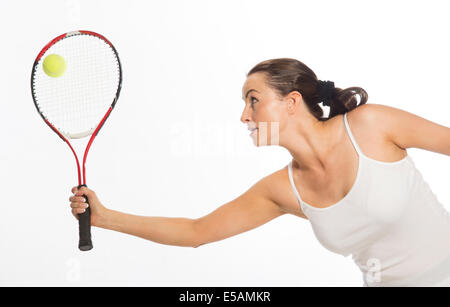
70;202;83;208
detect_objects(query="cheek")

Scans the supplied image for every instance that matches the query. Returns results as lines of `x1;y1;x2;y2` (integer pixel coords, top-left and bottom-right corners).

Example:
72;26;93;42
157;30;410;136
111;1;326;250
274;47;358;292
264;106;286;128
256;107;286;139
257;102;282;121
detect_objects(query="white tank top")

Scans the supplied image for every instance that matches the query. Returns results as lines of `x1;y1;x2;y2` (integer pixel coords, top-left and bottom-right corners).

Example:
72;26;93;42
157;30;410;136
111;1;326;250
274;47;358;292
288;112;450;286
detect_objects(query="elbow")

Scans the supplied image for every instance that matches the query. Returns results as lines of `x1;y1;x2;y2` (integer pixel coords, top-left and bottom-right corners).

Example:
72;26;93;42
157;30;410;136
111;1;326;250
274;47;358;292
191;235;206;248
191;219;207;248
192;241;207;248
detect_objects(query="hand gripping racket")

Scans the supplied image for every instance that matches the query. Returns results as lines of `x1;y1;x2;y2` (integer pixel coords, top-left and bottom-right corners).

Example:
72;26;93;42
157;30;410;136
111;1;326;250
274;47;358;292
31;30;122;251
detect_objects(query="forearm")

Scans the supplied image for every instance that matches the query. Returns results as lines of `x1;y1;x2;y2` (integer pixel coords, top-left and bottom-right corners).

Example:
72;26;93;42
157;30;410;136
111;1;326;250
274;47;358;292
99;209;199;248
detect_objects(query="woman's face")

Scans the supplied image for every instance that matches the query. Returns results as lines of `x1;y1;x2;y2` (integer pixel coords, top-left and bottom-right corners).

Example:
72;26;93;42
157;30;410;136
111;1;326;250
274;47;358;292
241;72;289;146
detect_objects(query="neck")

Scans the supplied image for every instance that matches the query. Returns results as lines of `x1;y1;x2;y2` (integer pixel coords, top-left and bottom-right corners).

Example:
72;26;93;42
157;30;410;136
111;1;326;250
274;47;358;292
282;114;344;173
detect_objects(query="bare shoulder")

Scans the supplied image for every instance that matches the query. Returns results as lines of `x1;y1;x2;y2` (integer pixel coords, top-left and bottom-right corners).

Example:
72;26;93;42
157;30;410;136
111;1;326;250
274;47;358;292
352;103;450;155
347;103;411;142
347;103;405;143
346;103;410;159
261;165;308;219
346;103;390;128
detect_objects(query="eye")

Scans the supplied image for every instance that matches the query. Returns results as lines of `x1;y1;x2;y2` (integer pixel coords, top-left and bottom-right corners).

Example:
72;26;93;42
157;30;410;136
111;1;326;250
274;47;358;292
250;97;258;108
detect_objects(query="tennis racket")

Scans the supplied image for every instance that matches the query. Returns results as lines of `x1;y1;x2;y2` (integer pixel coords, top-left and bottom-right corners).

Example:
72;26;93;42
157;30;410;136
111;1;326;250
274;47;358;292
30;30;122;251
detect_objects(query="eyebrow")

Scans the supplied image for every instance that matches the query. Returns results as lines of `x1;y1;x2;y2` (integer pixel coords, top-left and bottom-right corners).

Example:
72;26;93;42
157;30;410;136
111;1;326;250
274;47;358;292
242;89;259;100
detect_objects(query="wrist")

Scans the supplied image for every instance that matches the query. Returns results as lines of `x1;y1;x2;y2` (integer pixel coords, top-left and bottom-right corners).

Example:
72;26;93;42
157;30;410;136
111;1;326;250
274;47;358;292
96;208;113;229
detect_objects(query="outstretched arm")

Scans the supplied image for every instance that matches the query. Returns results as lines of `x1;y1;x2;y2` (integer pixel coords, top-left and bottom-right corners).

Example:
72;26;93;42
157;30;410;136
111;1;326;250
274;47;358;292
193;176;286;247
69;176;285;248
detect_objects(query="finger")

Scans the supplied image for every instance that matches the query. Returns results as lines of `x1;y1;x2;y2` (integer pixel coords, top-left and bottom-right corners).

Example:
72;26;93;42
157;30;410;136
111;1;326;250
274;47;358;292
69;196;86;203
74;207;86;214
76;187;96;202
75;186;89;196
70;202;89;209
70;203;87;209
71;186;78;194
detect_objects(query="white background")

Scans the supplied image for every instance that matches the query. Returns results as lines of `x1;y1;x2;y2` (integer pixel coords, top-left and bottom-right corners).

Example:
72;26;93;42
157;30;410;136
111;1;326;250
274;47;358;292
0;0;449;286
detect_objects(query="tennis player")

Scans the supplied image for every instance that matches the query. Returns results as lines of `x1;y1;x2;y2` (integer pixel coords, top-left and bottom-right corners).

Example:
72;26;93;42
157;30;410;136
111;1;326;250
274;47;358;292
69;58;450;287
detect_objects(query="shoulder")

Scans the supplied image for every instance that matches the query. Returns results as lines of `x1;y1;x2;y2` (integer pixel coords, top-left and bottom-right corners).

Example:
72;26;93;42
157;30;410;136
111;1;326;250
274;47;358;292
351;104;450;154
347;103;416;126
346;103;391;123
345;103;401;142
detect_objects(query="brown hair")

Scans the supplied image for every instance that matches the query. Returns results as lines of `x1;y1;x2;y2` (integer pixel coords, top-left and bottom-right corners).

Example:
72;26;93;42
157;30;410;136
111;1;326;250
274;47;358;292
247;58;368;121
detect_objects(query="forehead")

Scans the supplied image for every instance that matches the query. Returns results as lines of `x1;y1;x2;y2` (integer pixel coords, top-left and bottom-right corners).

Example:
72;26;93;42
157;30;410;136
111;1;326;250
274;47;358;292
242;73;268;95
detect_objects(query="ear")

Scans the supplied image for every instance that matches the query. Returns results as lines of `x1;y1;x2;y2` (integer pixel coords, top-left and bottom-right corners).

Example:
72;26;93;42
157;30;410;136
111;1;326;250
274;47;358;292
286;90;303;114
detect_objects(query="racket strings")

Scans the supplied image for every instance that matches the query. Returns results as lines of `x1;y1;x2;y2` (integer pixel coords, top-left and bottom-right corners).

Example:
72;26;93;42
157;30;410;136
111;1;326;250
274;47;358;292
32;34;121;138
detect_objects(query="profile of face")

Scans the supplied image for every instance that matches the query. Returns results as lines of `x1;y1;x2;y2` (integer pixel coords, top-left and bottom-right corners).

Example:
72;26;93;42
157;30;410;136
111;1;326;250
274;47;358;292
241;72;291;146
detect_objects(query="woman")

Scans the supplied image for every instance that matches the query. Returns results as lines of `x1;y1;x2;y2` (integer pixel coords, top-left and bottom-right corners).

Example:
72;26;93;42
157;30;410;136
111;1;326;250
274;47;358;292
69;58;450;287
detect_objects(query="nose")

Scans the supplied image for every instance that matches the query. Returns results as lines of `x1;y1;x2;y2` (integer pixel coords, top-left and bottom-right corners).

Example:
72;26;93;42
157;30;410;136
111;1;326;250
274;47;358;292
240;104;252;124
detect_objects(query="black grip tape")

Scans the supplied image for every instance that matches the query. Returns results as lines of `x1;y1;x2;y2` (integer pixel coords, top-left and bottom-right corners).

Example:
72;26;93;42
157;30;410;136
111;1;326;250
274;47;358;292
77;184;93;251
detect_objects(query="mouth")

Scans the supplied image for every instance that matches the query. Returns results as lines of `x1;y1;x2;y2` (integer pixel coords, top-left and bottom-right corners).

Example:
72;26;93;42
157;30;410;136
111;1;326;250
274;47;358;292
248;127;258;132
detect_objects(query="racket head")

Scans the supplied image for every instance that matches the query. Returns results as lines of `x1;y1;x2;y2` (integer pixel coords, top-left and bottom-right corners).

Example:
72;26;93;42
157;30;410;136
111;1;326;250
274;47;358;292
31;30;122;139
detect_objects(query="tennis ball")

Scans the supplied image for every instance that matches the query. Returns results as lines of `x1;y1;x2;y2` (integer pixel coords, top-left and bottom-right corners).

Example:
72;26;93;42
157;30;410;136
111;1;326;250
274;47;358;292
42;54;66;78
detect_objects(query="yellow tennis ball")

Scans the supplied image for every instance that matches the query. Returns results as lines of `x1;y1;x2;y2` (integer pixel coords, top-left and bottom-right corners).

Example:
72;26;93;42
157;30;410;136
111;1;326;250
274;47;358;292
42;54;66;78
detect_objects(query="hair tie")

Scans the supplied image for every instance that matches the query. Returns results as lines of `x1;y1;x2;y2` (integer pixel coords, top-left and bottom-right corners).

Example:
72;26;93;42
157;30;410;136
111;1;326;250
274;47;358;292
318;80;335;106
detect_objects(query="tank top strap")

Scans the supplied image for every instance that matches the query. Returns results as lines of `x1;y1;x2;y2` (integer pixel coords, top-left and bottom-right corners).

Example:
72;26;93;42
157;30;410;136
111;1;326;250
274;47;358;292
287;161;304;208
343;112;364;157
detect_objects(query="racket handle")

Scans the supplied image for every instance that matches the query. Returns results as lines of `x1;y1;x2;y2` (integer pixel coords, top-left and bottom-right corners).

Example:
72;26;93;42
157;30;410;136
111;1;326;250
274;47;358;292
77;184;93;251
